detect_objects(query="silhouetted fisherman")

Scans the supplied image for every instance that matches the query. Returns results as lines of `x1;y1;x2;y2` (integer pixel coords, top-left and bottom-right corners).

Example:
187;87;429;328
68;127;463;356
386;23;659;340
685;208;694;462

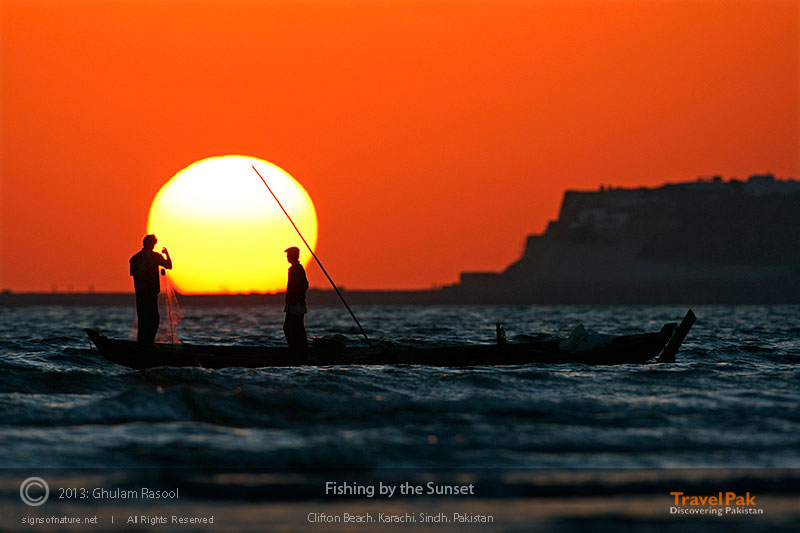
129;234;172;344
283;246;309;353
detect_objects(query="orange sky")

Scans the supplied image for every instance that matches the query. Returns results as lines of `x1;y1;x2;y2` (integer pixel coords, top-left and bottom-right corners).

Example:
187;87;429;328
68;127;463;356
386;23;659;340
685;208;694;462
1;0;798;292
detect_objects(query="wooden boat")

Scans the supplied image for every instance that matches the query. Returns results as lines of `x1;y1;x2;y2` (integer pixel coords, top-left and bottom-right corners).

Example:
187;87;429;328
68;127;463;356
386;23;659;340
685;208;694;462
84;310;695;369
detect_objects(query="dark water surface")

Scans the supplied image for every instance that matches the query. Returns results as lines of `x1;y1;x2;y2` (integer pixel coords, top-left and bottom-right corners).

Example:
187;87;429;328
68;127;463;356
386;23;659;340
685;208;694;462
1;305;798;531
2;305;798;469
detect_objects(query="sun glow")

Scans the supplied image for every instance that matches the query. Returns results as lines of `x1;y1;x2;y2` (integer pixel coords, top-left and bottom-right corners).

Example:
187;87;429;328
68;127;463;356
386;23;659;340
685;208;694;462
147;155;318;294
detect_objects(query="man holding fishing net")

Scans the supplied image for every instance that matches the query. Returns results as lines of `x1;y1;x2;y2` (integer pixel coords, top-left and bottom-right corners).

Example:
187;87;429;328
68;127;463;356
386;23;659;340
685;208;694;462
129;234;173;344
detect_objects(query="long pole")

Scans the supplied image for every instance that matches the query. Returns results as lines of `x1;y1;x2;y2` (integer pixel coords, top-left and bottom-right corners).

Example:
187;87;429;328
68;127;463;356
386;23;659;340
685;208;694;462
251;165;371;345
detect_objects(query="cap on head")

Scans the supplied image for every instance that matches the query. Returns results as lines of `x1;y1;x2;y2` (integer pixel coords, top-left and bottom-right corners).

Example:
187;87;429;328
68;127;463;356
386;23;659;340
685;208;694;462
284;246;300;260
143;234;157;248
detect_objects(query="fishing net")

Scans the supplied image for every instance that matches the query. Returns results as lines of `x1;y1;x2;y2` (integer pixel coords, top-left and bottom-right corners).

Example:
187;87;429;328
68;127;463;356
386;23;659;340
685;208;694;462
128;270;184;344
156;270;183;344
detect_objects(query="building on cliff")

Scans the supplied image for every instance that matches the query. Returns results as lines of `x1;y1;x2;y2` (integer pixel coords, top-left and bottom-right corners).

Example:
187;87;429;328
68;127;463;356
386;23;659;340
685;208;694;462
449;173;800;304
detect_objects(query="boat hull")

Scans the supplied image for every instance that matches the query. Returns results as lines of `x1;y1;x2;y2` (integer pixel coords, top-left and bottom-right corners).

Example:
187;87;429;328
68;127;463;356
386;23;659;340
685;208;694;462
84;312;695;369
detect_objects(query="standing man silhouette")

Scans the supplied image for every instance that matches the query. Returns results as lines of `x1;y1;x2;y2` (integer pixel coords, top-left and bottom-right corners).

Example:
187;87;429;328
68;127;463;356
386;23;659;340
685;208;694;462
283;246;309;353
129;234;172;344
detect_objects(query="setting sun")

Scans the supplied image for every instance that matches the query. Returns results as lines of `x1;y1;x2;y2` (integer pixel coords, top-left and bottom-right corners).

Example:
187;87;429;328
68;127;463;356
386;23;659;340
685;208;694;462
147;155;318;294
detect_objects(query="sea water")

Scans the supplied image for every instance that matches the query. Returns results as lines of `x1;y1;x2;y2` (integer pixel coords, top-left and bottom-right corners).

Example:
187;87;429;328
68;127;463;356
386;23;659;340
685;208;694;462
1;305;798;530
1;304;798;469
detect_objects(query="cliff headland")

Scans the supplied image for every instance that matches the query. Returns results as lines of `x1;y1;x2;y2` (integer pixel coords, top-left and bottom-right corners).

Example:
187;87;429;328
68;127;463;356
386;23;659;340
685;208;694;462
451;173;800;303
